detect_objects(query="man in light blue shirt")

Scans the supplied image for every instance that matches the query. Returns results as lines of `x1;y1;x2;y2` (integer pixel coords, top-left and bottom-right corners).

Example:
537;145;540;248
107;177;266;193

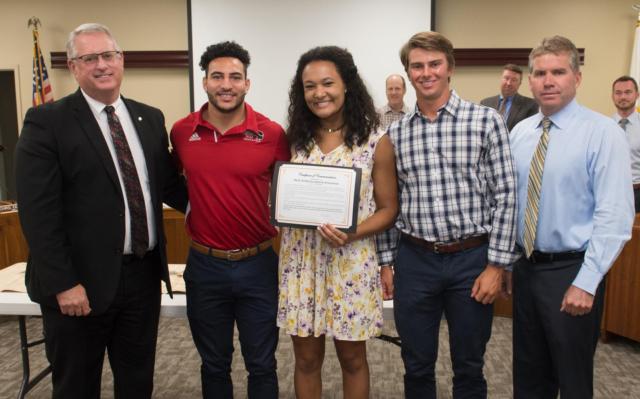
611;75;640;213
509;36;634;399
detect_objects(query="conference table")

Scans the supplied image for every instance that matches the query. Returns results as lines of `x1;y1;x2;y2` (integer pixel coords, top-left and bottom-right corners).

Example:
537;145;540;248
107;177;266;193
0;262;395;399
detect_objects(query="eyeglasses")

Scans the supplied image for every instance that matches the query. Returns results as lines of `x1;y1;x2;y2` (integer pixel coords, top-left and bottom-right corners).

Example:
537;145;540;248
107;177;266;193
71;50;122;65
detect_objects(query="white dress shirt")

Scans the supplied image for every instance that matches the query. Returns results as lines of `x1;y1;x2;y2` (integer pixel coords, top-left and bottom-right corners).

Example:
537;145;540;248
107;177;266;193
82;89;157;254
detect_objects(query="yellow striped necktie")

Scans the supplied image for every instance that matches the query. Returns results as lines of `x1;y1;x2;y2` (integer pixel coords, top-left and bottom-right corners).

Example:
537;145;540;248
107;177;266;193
522;117;551;258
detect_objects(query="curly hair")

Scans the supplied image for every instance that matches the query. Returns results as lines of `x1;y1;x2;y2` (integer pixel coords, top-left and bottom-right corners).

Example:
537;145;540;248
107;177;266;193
199;41;251;76
287;46;379;154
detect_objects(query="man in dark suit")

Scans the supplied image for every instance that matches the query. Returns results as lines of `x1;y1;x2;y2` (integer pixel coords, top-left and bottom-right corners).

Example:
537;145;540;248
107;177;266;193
15;23;187;399
480;64;538;131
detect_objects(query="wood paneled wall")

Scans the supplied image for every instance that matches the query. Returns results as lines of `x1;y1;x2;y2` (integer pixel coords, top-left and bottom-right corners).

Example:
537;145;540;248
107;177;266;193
602;216;640;342
162;208;190;264
0;211;28;270
3;209;640;343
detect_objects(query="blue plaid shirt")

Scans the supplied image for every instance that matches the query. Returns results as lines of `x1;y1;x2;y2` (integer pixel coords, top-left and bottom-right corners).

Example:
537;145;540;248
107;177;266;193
376;90;518;267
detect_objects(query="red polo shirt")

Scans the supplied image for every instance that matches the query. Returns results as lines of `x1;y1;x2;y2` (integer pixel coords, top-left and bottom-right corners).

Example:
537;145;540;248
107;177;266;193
170;103;290;250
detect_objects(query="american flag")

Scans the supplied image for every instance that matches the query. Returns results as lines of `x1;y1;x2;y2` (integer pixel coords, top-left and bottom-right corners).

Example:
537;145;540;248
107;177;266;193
32;28;53;106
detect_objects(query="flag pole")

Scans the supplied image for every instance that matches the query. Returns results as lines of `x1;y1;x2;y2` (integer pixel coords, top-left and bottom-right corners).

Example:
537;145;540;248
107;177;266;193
27;17;41;30
28;16;54;106
630;6;640;111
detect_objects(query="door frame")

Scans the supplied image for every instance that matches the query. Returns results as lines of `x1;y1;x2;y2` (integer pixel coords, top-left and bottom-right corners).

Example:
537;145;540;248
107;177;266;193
0;65;24;200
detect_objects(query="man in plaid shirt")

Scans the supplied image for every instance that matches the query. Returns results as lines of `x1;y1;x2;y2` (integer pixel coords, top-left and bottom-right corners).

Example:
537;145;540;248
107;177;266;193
377;74;411;130
377;31;518;398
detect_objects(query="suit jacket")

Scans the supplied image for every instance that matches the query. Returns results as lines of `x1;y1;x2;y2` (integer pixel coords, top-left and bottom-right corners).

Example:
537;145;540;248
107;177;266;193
16;89;187;314
480;93;538;131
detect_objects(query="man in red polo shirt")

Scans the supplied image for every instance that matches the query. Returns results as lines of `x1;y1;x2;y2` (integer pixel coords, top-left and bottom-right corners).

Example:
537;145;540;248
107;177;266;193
170;41;289;399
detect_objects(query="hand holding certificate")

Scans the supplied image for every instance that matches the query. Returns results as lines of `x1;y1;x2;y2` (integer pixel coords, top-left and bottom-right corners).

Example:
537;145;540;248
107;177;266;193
270;162;361;232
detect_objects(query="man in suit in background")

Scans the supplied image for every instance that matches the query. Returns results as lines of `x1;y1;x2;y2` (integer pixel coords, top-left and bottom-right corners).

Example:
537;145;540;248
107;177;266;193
377;74;410;130
611;75;640;213
481;64;538;131
15;23;187;398
509;36;633;398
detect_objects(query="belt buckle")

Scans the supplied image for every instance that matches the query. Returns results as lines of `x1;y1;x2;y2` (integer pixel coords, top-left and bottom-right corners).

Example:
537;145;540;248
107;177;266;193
227;249;242;261
433;241;445;254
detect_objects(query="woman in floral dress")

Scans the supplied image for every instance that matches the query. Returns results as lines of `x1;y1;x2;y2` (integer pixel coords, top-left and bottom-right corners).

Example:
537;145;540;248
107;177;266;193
278;46;398;399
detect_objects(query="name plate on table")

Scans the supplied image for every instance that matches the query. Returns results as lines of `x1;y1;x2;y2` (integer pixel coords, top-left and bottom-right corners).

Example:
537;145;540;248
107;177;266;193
270;162;361;233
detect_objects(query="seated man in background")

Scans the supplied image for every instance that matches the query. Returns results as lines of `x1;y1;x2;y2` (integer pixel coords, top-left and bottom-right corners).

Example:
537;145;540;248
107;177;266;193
377;73;410;130
481;63;538;131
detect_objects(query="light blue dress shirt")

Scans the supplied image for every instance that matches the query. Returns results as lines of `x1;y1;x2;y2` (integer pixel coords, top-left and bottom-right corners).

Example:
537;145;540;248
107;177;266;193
612;110;640;184
510;99;634;294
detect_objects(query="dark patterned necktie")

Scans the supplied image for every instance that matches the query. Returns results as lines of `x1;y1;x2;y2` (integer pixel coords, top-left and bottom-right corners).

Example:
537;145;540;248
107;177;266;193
105;105;149;257
522;117;551;258
498;97;507;117
619;118;629;131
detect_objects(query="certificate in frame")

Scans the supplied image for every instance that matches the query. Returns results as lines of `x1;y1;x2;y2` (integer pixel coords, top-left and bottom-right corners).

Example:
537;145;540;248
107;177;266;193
270;162;361;233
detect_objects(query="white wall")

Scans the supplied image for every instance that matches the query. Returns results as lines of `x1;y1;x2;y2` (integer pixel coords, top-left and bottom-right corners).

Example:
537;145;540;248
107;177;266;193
2;0;638;127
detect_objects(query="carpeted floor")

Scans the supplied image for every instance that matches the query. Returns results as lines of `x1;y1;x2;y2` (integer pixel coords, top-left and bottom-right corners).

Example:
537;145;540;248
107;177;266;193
0;315;638;398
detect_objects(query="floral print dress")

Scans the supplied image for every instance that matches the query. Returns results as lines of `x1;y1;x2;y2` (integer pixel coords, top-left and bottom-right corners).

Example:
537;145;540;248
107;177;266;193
277;129;385;340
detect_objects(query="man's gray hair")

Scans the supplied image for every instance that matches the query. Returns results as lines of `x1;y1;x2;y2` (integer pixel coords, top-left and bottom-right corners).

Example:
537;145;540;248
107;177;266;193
528;35;580;72
66;23;121;59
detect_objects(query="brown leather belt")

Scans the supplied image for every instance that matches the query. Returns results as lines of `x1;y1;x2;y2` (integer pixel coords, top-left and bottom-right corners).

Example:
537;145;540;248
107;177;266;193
191;239;273;261
634;183;640;190
402;233;488;254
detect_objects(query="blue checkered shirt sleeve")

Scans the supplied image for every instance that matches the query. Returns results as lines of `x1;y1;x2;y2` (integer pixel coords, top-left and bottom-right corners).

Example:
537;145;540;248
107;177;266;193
376;91;519;267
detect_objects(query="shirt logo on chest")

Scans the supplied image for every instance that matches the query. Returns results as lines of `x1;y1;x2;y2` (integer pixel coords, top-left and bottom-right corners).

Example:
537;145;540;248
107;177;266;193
243;130;264;143
189;132;201;142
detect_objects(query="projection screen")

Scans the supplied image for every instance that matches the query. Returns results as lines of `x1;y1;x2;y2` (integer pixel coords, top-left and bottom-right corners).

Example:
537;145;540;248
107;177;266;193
189;0;434;126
